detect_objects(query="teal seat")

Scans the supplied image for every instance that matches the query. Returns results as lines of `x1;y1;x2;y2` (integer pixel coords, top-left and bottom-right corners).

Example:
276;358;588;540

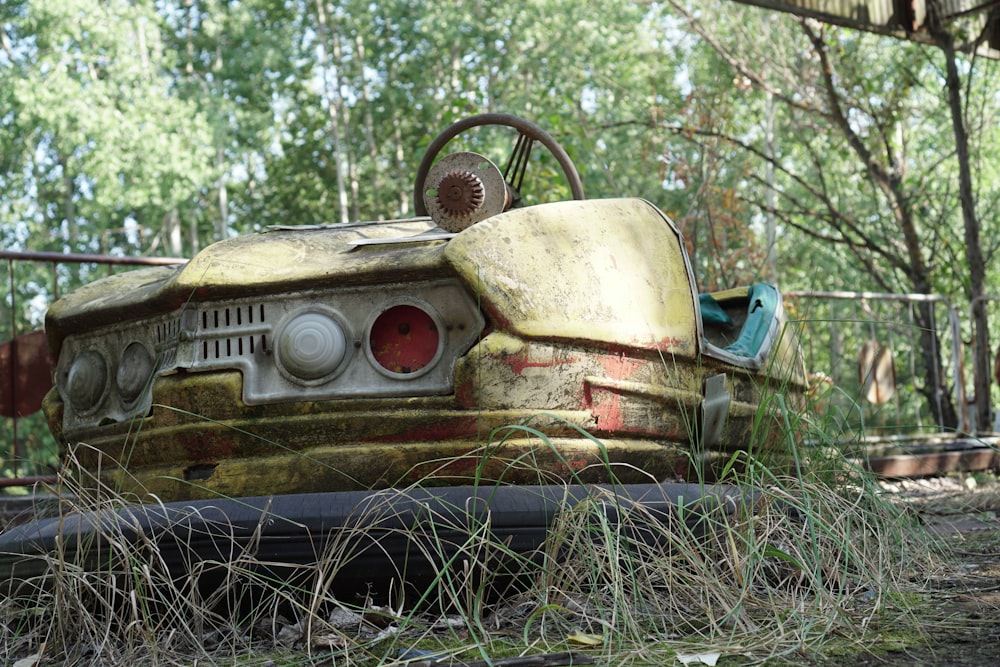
699;293;733;327
723;283;778;359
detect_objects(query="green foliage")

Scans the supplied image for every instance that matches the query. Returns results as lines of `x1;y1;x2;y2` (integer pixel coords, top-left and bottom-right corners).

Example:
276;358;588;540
2;0;216;257
4;0;997;293
3;0;675;245
4;0;1000;456
2;413;58;485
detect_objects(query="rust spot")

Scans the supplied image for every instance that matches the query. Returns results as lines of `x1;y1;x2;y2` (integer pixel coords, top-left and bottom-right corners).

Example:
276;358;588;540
585;353;645;432
562;456;589;472
503;348;581;376
454;379;478;407
179;432;238;461
0;330;52;418
588;389;625;432
598;352;644;381
654;336;688;353
383;416;480;443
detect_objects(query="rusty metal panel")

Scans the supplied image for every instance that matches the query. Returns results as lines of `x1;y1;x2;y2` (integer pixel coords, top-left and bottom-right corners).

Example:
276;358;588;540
939;0;994;19
865;448;1000;476
0;330;51;418
800;0;897;25
733;0;907;29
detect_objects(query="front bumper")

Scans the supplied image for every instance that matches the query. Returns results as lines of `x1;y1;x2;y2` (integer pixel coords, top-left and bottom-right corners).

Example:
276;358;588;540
48;369;706;501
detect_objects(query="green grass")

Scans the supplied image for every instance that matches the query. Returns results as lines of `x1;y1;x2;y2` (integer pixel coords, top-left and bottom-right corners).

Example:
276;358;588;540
0;369;947;667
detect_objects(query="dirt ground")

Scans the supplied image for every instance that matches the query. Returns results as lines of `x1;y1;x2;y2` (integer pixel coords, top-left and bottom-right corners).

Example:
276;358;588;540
856;474;1000;666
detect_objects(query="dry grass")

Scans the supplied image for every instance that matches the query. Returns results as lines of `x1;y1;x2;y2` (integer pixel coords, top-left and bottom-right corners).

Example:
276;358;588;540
0;424;938;667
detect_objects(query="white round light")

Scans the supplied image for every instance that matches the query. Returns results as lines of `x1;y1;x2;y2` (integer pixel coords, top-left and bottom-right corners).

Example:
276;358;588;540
66;350;108;412
277;312;347;381
117;342;154;404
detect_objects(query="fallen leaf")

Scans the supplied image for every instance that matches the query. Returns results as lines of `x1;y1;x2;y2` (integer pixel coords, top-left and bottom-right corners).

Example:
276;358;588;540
311;632;347;649
327;606;365;629
276;621;304;646
567;630;604;646
13;655;41;667
677;652;721;666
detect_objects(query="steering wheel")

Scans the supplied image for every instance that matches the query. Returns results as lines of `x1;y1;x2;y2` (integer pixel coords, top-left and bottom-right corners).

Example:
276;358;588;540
413;113;585;225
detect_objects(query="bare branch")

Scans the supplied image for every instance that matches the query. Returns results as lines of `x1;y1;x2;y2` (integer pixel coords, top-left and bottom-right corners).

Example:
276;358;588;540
660;0;829;118
0;26;14;61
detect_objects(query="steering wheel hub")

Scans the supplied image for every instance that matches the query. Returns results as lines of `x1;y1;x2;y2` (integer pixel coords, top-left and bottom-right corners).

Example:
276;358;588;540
413;113;585;231
422;152;508;232
436;170;485;216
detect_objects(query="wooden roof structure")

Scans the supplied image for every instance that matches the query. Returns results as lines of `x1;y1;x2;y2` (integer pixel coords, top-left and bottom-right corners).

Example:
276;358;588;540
732;0;1000;57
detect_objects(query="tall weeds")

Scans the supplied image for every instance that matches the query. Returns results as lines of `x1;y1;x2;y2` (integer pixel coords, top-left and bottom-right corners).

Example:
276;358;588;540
1;398;935;666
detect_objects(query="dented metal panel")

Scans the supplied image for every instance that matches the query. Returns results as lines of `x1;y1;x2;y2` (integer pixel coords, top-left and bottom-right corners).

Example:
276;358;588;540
445;198;700;354
43;219;451;346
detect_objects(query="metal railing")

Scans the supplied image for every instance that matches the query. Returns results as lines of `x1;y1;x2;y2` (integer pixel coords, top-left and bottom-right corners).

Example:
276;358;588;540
784;290;969;436
2;250;186;485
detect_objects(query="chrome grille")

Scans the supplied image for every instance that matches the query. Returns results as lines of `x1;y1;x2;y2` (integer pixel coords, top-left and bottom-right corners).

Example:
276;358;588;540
155;317;181;369
177;280;483;404
189;302;270;362
56;278;484;434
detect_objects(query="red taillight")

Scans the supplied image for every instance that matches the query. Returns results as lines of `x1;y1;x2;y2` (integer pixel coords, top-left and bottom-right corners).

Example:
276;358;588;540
369;305;440;375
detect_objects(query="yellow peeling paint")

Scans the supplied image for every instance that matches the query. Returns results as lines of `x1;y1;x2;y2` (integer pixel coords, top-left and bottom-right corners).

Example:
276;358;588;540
445;198;699;354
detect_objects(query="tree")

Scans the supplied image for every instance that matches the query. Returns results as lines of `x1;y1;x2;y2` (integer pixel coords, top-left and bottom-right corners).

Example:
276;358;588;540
1;0;216;260
926;5;994;431
643;0;1000;429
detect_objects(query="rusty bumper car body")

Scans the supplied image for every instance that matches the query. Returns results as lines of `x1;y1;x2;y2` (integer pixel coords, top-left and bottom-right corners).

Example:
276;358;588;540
42;115;807;502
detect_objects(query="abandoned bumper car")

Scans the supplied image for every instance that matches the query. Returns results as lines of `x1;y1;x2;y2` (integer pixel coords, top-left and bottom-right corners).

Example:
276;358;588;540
41;114;808;502
1;115;809;591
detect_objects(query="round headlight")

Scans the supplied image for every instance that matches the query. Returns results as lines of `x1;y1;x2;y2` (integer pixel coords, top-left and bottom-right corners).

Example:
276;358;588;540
117;341;154;404
276;311;347;381
368;304;442;376
66;349;108;412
